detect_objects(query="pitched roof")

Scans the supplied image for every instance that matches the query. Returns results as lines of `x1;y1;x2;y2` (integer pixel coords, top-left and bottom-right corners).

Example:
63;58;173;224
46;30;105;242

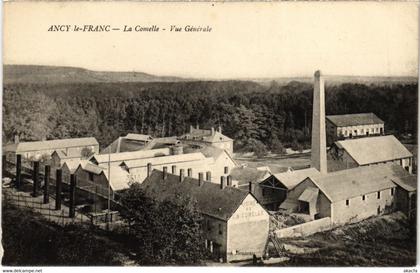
103;166;131;191
121;152;209;169
180;128;233;143
4;137;99;153
78;161;106;175
298;187;319;203
141;170;249;221
91;148;171;164
271;168;321;189
335;135;412;165
62;159;88;173
310;163;408;202
230;167;271;185
326;113;384;127
391;175;417;192
125;134;153;142
52;149;84;160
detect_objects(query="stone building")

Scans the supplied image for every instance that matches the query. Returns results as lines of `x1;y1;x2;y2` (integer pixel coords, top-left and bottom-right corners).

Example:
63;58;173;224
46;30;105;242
141;169;270;262
179;125;234;155
253;168;320;211
327;135;413;173
279;164;414;225
326;113;384;145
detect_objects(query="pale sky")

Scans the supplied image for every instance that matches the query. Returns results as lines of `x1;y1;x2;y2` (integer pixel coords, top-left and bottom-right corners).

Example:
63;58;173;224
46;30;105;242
3;2;419;78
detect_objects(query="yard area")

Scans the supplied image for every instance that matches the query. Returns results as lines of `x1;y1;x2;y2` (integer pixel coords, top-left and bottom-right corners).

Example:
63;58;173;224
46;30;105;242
266;212;416;266
234;152;311;173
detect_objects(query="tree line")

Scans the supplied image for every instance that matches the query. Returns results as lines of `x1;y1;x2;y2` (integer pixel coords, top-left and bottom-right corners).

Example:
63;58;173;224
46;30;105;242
3;80;417;153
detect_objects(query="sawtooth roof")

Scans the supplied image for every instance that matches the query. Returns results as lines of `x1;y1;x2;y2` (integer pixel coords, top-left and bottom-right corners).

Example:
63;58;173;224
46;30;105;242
141;170;250;221
335;135;412;165
326;113;384;127
103;166;131;191
4;137;99;153
230;167;271;185
309;163;409;202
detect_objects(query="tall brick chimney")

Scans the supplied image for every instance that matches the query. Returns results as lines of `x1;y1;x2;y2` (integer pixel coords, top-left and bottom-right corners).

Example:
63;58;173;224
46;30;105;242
311;70;327;174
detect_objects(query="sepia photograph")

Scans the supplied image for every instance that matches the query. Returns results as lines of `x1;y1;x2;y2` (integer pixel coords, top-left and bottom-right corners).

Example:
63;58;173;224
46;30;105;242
1;1;418;268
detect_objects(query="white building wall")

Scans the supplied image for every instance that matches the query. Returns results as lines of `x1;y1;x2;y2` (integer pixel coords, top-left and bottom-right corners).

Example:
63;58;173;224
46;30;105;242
331;187;396;225
227;195;269;261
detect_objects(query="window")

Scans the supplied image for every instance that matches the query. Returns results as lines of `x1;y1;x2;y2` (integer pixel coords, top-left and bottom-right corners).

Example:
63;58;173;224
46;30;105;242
218;224;223;235
362;195;366;201
345;199;349;206
207;219;211;231
377;207;381;215
377;191;381;199
224;166;229;174
391;188;394;196
88;172;94;181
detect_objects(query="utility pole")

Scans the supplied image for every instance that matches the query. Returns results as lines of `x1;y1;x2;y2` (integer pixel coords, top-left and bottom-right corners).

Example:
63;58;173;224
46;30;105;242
107;151;111;230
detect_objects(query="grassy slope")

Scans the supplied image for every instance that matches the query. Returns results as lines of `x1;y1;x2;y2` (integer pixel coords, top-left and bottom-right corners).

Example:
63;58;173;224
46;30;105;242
272;212;416;266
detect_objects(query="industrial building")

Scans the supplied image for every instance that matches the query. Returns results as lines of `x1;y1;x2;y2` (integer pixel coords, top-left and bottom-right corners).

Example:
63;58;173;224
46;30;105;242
141;169;270;262
179;126;234;155
326;113;384;144
279;164;415;224
327;135;413;173
3;137;99;162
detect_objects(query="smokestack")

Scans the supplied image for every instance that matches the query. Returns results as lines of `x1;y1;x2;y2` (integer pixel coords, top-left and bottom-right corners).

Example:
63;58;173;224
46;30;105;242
69;174;76;218
227;175;232;187
163;166;168;180
172;165;177;174
43;165;50;204
311;70;327;174
211;127;215;136
187;168;192;177
218;126;222;133
14;135;19;144
248;181;253;193
147;163;152;177
190;125;193;133
206;171;212;182
55;169;62;210
32;161;40;197
16;154;22;189
198;172;204;186
179;169;185;182
220;176;226;189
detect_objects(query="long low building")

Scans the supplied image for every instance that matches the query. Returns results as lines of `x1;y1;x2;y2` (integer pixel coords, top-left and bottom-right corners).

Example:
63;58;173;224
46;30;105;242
327;135;413;173
4;137;99;162
141;169;270;262
279;163;416;225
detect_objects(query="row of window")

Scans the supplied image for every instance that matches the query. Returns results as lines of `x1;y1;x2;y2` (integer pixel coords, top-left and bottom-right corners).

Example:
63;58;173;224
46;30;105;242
339;127;382;136
345;188;394;206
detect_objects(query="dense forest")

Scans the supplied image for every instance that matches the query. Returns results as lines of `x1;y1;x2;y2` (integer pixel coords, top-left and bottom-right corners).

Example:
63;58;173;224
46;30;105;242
2;80;418;152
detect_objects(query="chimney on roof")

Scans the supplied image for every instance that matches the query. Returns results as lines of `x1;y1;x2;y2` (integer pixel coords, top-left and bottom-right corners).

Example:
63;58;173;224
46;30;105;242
220;176;226;189
311;70;327;174
14;135;19;144
179;169;185;181
218;126;222;133
172;165;177;174
163;166;168;180
211;127;215;136
227;175;232;187
187;168;192;177
196;124;199;130
248;181;253;193
147;163;152;177
190;125;193;133
206;171;212;182
198;172;204;186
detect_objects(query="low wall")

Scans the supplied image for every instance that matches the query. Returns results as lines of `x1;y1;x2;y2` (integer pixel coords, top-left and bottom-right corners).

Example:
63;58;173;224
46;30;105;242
274;217;332;238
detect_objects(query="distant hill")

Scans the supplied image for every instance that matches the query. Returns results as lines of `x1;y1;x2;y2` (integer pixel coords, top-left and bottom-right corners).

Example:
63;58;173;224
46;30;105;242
3;64;190;84
4;64;417;85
